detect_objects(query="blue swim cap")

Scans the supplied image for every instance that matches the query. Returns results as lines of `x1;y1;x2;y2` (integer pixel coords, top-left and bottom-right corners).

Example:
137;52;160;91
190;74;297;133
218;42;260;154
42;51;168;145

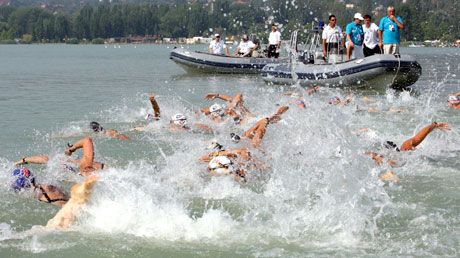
11;168;35;191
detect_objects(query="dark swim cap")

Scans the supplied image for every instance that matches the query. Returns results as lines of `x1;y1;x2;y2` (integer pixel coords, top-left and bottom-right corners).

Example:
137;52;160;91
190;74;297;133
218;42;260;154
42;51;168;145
90;121;103;132
230;133;241;143
384;141;400;152
11;168;35;191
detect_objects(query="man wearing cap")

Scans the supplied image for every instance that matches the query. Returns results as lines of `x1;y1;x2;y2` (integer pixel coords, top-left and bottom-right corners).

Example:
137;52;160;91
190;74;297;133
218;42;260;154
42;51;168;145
345;13;365;60
208;34;229;55
378;6;404;54
322;15;344;61
268;24;281;58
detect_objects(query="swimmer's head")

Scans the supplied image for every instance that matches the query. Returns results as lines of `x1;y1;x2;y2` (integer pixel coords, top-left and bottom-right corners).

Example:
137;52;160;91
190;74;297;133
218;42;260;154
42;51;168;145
209;103;224;117
448;95;460;105
90;121;103;132
328;96;341;105
11;168;35;191
171;113;187;127
208;140;224;151
384;141;400;152
230;133;241;143
208;156;235;175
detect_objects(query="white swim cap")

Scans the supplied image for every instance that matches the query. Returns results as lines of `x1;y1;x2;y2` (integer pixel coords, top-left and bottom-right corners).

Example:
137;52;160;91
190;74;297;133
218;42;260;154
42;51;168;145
448;95;460;104
171;113;187;126
208;156;234;175
209;103;224;117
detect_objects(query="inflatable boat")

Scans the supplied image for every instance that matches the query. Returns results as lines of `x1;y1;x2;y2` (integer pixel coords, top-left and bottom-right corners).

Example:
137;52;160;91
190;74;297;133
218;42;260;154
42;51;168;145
261;54;422;89
170;47;289;74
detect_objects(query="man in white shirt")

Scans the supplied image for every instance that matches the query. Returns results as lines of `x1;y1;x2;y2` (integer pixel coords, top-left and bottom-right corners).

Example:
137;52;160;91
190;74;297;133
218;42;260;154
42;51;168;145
235;34;256;57
362;14;381;57
268;24;281;58
208;34;229;55
322;15;345;59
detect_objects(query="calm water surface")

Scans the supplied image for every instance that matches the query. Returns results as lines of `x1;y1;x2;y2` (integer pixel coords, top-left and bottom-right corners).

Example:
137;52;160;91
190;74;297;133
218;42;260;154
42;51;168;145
0;45;459;257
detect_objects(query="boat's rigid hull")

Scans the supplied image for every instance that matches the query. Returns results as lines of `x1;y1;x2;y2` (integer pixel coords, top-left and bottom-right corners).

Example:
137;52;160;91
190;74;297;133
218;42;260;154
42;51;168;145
262;54;422;89
170;48;288;74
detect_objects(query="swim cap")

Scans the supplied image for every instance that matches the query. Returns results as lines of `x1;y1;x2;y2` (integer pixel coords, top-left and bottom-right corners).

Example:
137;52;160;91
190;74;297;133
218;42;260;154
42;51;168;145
171;113;187;127
90;121;103;132
208;156;235;175
209;103;224;117
230;133;241;143
208;140;224;151
384;141;400;152
448;95;460;104
11;168;35;191
328;96;341;105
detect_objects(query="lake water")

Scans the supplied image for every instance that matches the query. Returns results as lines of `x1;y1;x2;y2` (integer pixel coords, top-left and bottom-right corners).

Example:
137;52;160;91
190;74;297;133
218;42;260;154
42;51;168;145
0;44;459;257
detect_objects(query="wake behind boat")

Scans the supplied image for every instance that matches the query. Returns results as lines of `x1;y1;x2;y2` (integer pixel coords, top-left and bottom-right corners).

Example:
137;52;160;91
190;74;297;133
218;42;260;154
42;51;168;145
170;47;289;74
262;54;422;90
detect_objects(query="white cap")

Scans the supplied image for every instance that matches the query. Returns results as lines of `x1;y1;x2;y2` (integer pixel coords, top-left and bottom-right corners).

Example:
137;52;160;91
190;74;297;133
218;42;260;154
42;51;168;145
208;156;234;175
448;95;460;104
215;33;220;37
354;13;364;21
209;103;223;113
171;113;186;121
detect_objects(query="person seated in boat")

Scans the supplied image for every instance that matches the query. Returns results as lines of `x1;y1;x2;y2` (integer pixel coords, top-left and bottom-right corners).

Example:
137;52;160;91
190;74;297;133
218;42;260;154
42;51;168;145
10;167;68;206
346;13;365;60
90;121;129;140
366;122;450;166
235;34;256;57
202;92;253;124
448;92;460;109
208;33;229;56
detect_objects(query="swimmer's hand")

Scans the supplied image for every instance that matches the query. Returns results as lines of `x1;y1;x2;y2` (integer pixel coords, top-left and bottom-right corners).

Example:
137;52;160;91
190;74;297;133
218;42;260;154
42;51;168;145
64;148;74;156
204;93;218;100
433;122;450;131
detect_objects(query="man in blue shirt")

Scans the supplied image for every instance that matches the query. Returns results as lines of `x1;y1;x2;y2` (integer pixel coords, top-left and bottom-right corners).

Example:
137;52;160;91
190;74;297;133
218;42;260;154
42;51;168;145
346;13;365;60
378;6;404;54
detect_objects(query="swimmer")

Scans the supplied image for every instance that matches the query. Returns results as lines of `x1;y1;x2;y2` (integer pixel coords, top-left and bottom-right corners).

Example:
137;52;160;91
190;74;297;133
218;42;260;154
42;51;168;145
11;167;68;206
447;92;460;109
90;121;129;140
46;137;103;229
46;175;97;229
367;122;450;166
328;94;353;106
132;94;161;131
203;92;253;124
242;105;289;147
133;93;212;133
15;153;104;176
65;137;105;176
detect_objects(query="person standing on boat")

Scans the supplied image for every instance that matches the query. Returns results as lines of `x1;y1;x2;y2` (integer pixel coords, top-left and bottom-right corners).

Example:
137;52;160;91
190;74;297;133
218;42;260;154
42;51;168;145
362;14;381;57
208;34;229;56
235;34;256;57
345;13;365;60
322;15;344;61
268;24;281;58
378;6;404;55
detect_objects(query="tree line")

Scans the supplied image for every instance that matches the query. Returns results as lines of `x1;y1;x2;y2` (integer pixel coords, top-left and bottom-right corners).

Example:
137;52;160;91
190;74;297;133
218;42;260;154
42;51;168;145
0;0;458;43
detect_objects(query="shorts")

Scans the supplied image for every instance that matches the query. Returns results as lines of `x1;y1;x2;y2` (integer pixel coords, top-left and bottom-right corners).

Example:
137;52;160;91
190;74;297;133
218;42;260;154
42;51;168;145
363;44;382;57
346;43;364;59
268;45;279;58
383;44;400;55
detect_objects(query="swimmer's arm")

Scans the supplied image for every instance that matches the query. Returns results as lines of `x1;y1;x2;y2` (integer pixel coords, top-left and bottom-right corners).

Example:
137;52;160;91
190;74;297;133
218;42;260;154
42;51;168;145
15;155;49;166
192;123;213;133
200;107;211;115
204;93;233;102
149;94;161;119
365;151;384;165
400;122;450;151
306;86;320;96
